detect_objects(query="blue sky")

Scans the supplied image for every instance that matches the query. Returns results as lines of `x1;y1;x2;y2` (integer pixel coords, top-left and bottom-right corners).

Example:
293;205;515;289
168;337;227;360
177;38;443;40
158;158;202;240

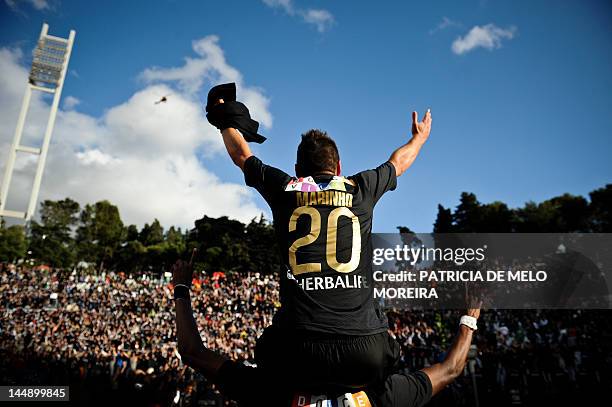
1;0;611;232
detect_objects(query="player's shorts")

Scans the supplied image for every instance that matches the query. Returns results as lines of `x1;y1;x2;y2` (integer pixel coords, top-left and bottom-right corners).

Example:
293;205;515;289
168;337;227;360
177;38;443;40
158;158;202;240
254;324;400;392
215;360;432;407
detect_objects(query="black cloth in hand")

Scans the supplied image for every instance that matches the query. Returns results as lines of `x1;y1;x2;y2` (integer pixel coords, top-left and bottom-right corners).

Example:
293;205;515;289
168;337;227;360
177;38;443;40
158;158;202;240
205;83;236;112
206;101;267;144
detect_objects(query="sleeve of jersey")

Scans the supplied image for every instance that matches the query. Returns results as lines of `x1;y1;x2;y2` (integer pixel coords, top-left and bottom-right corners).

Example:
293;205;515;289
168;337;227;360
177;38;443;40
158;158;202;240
355;161;398;205
243;155;292;203
382;370;433;407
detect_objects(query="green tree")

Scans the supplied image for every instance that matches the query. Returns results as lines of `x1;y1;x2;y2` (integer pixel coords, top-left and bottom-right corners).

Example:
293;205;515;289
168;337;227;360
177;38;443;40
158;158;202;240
514;201;548;232
29;198;80;267
480;201;514;232
245;215;279;274
515;194;589;232
190;215;251;272
589;184;612;232
546;194;590;232
139;224;187;272
145;233;186;272
431;204;460;257
163;225;186;264
433;204;453;233
0;220;27;262
125;224;139;241
166;226;185;248
76;200;124;270
139;219;164;246
453;192;482;232
115;240;147;273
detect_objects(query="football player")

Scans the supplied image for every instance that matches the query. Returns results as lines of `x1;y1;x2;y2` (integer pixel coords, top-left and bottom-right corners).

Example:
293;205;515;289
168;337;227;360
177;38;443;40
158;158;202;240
205;90;432;392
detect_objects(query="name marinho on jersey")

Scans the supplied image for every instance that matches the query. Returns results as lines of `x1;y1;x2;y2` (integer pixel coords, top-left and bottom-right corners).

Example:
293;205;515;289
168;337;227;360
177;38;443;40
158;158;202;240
296;191;353;208
284;176;355;208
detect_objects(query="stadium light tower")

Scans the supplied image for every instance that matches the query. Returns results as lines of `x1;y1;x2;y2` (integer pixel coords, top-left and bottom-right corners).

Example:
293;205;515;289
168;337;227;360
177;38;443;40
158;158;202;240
0;23;76;221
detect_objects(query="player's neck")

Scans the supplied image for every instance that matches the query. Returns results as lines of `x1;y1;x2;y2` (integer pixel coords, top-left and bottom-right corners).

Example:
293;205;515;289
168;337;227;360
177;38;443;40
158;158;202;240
311;171;337;177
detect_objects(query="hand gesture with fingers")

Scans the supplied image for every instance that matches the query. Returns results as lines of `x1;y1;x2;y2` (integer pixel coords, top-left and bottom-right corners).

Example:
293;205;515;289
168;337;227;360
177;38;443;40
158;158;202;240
467;304;481;320
465;283;482;319
411;109;432;142
172;260;193;287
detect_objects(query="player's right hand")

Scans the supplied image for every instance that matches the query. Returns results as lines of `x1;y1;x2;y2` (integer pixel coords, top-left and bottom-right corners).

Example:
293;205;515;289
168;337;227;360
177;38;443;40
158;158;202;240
411;109;432;142
171;260;193;287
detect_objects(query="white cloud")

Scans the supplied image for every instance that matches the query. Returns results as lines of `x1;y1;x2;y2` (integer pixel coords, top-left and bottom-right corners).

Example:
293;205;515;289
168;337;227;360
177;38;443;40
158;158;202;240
75;149;119;167
63;96;80;110
0;39;271;229
30;0;47;9
263;0;294;15
452;24;516;55
261;0;335;32
102;85;224;156
300;9;335;33
140;35;272;128
429;16;461;35
5;0;49;11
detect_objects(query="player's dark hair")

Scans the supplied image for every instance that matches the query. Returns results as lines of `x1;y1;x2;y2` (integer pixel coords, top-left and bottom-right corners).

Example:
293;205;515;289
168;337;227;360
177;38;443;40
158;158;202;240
296;129;339;177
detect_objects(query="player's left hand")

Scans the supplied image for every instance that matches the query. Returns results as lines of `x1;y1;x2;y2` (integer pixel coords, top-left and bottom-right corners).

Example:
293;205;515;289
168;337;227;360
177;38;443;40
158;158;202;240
171;260;193;287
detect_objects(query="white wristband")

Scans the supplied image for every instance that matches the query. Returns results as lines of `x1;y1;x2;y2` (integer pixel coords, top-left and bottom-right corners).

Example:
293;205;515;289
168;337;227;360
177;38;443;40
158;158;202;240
460;315;478;330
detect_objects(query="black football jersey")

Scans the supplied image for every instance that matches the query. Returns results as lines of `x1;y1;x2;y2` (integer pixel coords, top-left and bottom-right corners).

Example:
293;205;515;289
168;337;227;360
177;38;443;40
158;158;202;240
244;156;397;335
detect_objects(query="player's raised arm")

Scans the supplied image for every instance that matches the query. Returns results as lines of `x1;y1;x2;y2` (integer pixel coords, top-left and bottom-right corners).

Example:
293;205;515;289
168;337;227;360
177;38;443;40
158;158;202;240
206;97;253;171
221;126;253;171
172;260;226;379
388;109;432;177
420;306;480;396
205;83;267;171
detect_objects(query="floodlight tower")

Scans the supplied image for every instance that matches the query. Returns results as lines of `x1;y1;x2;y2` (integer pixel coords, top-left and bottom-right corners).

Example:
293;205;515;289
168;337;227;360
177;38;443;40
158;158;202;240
0;23;76;221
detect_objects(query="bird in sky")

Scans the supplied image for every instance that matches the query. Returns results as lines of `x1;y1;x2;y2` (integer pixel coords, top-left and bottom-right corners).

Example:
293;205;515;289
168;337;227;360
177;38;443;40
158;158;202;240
154;95;169;104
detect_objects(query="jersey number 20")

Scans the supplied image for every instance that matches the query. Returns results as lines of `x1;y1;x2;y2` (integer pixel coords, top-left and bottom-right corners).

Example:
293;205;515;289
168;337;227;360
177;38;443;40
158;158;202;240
288;207;360;275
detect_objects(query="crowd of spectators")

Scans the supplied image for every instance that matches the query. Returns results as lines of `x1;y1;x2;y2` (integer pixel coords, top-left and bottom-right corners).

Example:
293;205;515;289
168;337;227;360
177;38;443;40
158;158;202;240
1;263;610;406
